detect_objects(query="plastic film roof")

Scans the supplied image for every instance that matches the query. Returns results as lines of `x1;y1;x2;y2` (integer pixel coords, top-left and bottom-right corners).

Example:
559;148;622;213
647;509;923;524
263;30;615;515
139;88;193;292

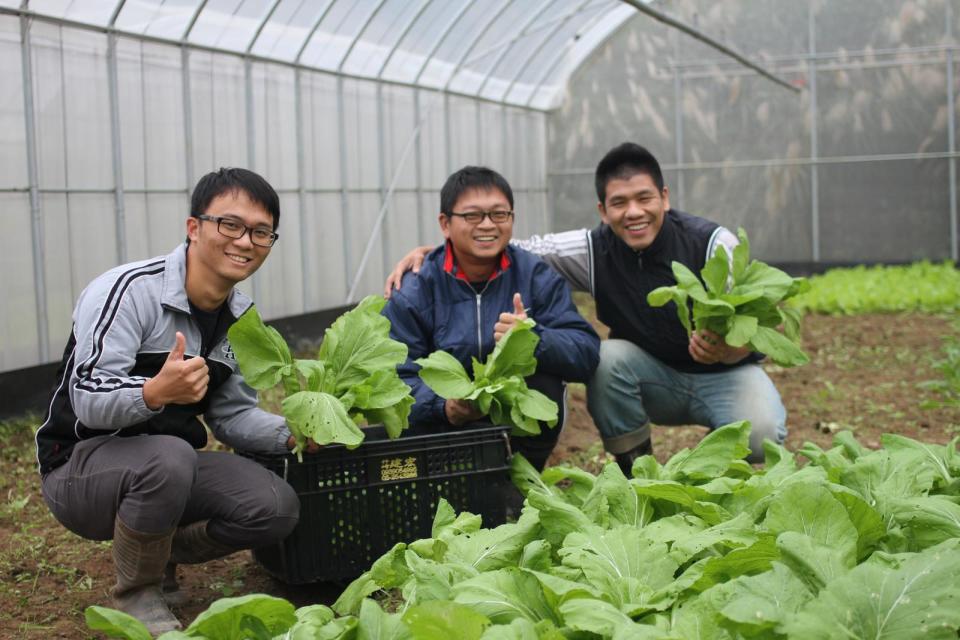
16;0;639;109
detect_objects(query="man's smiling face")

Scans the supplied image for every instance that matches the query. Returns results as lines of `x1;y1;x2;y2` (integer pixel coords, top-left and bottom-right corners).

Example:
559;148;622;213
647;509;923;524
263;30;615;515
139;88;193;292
439;187;514;269
186;189;273;288
599;171;669;251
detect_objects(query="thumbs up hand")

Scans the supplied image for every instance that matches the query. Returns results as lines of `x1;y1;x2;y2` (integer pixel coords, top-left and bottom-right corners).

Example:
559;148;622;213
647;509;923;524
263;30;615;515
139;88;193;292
494;293;529;342
143;331;210;410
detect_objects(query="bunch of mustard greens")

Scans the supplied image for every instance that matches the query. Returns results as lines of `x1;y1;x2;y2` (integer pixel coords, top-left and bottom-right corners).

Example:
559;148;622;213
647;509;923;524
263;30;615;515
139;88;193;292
414;318;558;436
227;295;414;459
647;228;810;367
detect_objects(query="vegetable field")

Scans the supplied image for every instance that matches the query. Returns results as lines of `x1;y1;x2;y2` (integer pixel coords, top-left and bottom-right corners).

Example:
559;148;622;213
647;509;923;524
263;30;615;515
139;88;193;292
1;266;958;638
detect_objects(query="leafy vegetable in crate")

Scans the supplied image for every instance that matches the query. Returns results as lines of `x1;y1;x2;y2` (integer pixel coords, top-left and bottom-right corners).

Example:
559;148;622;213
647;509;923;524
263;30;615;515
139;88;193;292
227;295;414;459
415;318;558;436
647;228;811;367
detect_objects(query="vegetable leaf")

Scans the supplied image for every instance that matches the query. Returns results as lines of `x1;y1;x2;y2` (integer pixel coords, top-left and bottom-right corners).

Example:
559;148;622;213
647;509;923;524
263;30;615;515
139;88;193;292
228;309;294;389
282;392;364;454
318;296;408;394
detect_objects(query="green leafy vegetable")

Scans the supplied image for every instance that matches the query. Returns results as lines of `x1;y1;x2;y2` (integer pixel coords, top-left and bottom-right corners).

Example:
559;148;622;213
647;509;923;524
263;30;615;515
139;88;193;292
790;261;960;315
84;606;153;640
228;295;414;458
415;318;558;436
86;427;960;640
647;228;811;366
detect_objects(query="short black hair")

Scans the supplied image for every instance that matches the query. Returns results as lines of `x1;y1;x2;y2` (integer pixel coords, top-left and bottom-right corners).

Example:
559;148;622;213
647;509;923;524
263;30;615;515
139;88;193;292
190;167;280;230
595;142;665;204
440;166;514;214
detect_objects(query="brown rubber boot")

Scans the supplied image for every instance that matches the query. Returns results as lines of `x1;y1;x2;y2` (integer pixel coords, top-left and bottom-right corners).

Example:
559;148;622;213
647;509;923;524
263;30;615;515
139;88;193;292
614;438;654;477
111;518;181;635
169;520;236;565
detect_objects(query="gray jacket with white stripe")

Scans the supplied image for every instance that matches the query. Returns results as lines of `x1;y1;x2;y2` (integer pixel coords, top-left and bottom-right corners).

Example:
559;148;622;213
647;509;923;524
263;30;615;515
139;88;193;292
35;243;289;474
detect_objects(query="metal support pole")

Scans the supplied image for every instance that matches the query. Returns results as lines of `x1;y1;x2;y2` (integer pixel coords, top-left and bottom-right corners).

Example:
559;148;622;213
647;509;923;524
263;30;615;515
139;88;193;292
244;57;261;301
475;0;554;99
501;105;509;219
295;68;310;311
499;0;593;103
20;12;49;362
444;92;452;172
948;3;958;261
181;46;195;202
337;75;352;296
672;31;684;209
377;82;390;284
808;3;820;263
413;89;425;245
180;1;205;217
345;94;433;302
542;105;551;230
106;32;127;264
619;0;799;94
476;100;483;165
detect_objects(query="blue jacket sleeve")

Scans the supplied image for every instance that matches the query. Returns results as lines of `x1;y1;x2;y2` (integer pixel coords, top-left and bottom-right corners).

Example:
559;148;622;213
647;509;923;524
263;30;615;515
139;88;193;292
382;277;449;426
527;261;601;383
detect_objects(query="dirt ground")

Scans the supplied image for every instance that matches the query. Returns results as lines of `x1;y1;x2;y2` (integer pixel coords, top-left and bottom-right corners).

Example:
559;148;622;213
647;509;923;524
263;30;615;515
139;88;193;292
1;311;958;638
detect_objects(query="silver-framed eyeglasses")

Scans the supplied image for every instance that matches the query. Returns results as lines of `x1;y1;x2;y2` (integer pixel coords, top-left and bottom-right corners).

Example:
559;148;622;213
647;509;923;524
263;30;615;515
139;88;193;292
197;215;279;247
446;210;514;224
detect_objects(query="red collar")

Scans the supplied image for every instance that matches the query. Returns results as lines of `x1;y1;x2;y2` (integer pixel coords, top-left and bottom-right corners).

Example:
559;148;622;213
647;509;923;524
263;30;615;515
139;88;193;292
442;240;511;283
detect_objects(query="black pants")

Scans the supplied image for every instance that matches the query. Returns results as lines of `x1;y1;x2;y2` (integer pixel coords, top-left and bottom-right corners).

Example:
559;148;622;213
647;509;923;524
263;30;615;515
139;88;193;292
508;372;565;471
41;434;299;547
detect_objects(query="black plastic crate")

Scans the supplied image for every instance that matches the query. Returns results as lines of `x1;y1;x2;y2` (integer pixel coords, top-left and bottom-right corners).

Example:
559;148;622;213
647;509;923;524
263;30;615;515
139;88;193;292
240;424;512;584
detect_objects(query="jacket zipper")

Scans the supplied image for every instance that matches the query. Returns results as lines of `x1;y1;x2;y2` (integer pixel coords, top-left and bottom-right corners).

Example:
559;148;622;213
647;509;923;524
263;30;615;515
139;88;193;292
444;267;496;360
475;294;483;358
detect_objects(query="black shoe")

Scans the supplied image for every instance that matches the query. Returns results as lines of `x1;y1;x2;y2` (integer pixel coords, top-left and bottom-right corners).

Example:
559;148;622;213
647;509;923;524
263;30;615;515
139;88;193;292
502;483;526;521
614;438;653;477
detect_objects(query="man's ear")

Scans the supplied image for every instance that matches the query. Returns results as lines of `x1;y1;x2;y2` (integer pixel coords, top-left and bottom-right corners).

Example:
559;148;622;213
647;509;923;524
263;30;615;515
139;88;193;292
186;216;200;243
438;213;451;239
661;186;670;211
597;201;610;225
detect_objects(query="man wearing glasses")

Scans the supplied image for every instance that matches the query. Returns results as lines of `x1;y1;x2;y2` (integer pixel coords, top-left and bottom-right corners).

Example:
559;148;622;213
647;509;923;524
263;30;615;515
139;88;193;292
35;168;304;634
382;166;600;472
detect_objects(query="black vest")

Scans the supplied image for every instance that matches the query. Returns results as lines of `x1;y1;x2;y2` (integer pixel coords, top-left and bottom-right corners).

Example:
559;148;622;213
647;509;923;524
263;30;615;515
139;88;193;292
591;209;736;373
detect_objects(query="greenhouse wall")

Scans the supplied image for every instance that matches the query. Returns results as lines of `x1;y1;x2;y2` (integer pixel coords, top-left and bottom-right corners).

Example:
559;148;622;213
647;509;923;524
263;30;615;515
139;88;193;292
548;0;960;268
0;12;549;374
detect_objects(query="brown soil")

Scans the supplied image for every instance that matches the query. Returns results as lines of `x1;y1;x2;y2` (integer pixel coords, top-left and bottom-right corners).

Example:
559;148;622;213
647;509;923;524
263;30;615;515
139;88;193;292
2;312;958;638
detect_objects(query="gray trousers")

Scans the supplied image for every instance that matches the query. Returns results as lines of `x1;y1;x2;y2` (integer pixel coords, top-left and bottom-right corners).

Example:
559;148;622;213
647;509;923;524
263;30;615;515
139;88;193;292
41;434;299;548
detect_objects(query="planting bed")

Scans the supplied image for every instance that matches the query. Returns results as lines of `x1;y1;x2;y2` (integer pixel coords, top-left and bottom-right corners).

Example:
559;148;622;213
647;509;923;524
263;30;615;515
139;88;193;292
0;310;957;638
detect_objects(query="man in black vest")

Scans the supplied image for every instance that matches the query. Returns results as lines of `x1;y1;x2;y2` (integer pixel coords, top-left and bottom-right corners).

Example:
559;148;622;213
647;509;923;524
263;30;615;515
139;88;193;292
385;143;786;474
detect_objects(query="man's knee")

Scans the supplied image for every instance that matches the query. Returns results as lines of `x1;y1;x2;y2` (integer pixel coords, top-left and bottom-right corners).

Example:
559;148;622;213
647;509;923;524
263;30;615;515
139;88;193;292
138;436;199;495
226;474;300;547
592;339;642;381
744;405;787;463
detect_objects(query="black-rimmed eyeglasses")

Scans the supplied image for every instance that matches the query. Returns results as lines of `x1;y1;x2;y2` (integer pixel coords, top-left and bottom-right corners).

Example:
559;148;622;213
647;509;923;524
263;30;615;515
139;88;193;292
197;215;279;247
445;210;514;224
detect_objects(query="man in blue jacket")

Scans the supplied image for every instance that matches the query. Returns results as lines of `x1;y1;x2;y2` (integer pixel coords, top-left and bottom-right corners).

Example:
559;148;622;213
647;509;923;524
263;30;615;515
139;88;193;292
382;166;600;471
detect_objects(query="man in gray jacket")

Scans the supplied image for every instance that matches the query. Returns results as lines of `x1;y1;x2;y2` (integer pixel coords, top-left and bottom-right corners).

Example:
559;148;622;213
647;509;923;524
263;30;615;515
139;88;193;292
36;168;304;634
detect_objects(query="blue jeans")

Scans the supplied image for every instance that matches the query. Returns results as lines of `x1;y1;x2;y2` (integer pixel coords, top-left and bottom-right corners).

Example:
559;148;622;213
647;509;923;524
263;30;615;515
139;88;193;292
587;339;786;462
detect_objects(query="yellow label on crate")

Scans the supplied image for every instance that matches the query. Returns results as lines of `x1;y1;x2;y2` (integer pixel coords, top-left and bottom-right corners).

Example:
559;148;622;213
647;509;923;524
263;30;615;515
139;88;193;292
380;456;418;481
